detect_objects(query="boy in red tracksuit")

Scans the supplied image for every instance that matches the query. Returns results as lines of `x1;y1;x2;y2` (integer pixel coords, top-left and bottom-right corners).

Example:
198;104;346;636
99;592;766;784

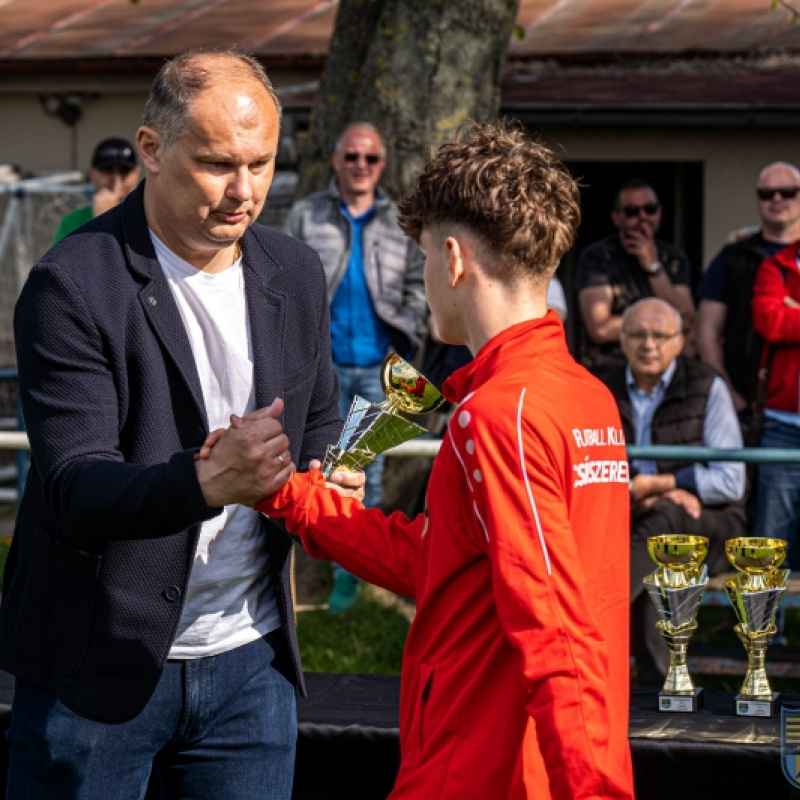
215;123;635;798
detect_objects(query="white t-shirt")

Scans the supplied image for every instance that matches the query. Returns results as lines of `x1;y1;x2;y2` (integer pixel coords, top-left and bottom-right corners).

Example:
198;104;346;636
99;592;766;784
150;232;280;659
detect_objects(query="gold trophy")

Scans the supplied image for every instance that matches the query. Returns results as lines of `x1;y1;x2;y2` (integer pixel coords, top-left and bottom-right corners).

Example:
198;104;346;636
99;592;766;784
725;537;789;718
321;353;446;479
644;535;709;712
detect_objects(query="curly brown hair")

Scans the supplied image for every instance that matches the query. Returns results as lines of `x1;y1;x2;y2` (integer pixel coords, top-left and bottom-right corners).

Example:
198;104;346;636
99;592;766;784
397;121;581;282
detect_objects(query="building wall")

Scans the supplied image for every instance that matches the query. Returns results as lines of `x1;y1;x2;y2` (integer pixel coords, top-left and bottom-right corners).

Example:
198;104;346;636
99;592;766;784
3;87;800;267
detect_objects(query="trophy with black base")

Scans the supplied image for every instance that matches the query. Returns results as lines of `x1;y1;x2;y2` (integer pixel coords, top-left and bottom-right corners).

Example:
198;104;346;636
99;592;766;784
725;537;789;718
321;353;445;479
644;534;709;713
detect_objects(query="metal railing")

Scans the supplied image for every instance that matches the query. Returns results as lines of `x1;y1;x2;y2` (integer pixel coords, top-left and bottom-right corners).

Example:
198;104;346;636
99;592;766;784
384;440;800;463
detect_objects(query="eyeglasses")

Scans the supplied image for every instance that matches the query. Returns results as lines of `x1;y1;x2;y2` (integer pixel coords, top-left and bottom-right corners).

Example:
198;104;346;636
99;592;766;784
343;152;382;165
756;187;800;201
623;330;680;345
620;203;660;218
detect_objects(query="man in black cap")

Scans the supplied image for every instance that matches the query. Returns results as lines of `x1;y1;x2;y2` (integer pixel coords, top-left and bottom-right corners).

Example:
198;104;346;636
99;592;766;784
52;136;141;243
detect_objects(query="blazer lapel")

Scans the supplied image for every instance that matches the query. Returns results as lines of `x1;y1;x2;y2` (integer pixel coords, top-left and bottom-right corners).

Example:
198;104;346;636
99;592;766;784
122;187;208;426
242;233;286;412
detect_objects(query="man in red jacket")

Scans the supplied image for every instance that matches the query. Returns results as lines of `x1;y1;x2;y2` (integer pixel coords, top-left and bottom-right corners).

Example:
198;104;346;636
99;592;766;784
752;240;800;564
212;122;634;798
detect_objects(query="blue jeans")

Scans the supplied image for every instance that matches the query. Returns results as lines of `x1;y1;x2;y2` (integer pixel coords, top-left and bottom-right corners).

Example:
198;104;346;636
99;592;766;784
754;417;800;568
333;362;385;510
6;632;296;800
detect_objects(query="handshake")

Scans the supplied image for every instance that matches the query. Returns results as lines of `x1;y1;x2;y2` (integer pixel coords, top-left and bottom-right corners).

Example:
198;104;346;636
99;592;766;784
193;398;365;509
193;354;444;510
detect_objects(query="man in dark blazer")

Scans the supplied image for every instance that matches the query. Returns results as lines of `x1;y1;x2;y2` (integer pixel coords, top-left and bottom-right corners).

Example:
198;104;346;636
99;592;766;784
1;48;351;800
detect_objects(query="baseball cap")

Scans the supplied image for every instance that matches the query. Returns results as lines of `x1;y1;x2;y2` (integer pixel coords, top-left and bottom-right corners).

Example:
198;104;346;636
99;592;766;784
91;137;137;172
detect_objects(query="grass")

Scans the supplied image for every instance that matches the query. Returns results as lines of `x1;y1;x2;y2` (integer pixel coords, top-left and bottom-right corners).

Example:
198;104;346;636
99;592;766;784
297;585;410;675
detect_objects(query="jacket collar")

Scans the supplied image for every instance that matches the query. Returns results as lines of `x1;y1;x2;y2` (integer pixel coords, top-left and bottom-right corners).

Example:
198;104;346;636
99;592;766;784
772;240;800;273
326;176;390;210
443;312;567;403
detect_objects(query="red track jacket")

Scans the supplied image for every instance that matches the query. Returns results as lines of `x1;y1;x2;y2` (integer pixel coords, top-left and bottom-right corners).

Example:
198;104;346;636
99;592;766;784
752;241;800;413
258;313;634;799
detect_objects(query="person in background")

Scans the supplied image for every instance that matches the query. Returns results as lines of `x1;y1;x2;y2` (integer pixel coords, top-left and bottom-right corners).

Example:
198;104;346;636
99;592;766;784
601;297;746;687
52;137;141;243
247;121;634;800
751;237;800;567
575;179;694;375
696;162;800;422
283;122;426;613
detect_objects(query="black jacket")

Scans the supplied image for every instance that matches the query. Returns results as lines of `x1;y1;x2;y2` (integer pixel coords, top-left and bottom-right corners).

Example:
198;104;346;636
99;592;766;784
0;183;342;722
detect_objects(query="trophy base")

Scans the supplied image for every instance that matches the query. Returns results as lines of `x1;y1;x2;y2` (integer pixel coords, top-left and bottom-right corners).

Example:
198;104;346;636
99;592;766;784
735;692;780;718
658;687;703;713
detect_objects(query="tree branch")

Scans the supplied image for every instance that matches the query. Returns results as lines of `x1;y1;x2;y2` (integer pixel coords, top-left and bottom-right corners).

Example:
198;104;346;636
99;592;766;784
773;0;800;23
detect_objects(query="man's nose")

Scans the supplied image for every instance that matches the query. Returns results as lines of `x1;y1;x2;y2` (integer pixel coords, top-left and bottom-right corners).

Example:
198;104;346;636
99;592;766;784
227;169;253;201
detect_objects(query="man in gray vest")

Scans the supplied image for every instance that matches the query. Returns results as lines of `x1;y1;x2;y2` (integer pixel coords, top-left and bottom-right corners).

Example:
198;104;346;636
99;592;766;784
601;298;746;687
283;123;426;612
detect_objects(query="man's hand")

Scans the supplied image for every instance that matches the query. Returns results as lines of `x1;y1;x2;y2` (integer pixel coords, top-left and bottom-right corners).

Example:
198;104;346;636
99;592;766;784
636;488;702;519
785;295;800;309
621;226;658;271
630;473;674;503
194;398;294;508
309;459;366;501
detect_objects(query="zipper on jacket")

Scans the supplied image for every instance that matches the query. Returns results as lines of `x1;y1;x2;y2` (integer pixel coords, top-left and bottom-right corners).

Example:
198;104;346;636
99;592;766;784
373;243;384;294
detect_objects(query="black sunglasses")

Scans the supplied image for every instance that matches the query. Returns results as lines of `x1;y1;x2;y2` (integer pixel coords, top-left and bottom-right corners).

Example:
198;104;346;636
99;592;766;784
621;202;660;218
343;152;381;165
756;186;800;201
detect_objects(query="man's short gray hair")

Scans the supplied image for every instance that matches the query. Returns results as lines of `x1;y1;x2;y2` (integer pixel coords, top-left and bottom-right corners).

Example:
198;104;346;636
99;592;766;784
335;123;386;159
142;47;282;151
621;298;682;334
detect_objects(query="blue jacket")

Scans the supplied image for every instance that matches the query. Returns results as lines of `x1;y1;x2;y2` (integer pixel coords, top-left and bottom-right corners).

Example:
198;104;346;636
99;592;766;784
0;183;342;723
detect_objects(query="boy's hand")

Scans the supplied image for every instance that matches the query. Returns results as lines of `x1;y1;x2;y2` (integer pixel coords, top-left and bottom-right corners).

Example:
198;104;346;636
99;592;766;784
309;459;366;502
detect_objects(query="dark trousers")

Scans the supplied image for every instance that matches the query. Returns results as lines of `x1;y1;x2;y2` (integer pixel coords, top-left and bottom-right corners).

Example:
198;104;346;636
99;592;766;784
630;500;745;687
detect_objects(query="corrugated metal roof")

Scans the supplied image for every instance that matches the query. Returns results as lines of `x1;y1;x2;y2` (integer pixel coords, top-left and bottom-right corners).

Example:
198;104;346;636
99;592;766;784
0;0;799;61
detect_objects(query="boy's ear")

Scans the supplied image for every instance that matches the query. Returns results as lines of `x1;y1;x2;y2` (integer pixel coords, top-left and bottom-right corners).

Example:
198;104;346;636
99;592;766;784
445;236;465;288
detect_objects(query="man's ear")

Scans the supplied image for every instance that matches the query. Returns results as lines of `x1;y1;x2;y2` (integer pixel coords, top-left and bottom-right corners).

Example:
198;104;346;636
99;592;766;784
445;236;465;288
136;126;163;175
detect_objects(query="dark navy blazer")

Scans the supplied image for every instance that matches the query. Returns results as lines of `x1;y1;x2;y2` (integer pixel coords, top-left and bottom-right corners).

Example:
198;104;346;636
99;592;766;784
0;183;342;723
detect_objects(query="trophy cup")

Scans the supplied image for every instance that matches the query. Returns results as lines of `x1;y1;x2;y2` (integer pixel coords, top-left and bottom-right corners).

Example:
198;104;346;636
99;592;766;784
321;353;446;479
725;537;789;718
644;534;709;712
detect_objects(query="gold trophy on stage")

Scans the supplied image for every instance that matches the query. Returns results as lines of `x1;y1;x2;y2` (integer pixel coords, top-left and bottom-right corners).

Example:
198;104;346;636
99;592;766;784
725;537;789;718
321;353;445;479
644;534;709;712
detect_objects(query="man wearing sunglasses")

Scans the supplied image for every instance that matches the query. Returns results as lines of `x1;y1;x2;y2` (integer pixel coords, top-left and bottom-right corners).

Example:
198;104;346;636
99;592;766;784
601;297;746;687
696;162;800;422
576;179;694;375
52;137;142;243
283;123;426;612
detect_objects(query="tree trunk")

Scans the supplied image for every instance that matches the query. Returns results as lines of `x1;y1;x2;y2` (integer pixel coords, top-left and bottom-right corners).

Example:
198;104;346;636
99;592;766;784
296;0;520;200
